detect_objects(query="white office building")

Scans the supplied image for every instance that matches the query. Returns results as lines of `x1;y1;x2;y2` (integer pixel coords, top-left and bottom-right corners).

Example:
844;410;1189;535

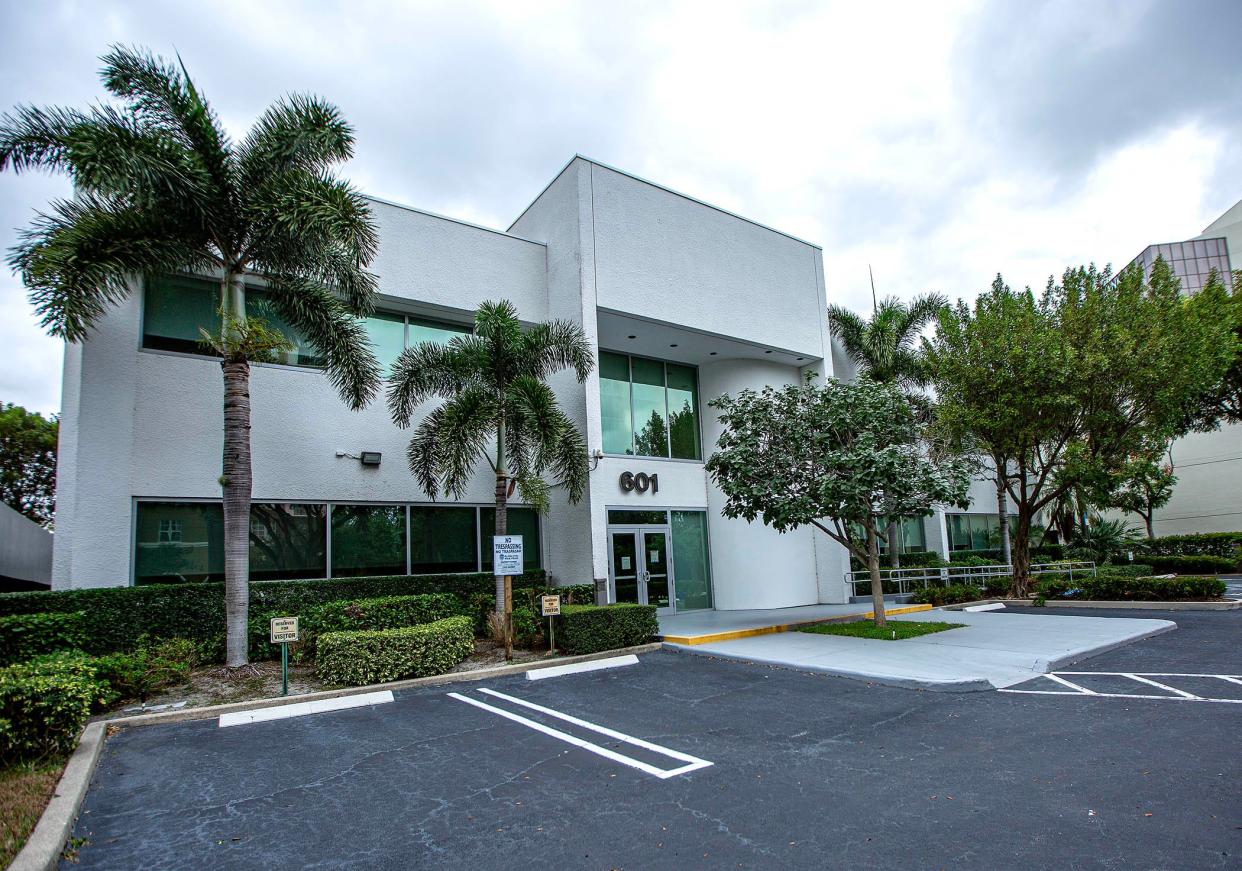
52;156;857;613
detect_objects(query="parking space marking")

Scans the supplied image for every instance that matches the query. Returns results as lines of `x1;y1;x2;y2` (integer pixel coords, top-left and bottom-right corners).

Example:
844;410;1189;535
526;654;639;681
447;688;713;779
1000;673;1242;704
218;690;394;727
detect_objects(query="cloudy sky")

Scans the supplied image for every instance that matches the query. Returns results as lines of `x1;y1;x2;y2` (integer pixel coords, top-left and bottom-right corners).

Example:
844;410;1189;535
2;0;1240;416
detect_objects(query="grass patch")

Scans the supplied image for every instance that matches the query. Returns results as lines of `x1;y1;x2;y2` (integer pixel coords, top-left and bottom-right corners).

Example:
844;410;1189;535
800;620;965;640
0;758;66;865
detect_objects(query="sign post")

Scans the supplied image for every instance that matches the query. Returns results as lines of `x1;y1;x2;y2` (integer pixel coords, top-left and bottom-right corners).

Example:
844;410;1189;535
493;535;523;661
270;617;299;696
540;594;561;654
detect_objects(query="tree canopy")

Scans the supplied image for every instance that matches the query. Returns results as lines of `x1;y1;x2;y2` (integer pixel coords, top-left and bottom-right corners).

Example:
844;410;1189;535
0;403;58;527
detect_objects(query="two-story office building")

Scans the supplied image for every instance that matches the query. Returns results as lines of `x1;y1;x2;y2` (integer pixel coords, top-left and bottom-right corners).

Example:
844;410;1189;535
52;156;851;613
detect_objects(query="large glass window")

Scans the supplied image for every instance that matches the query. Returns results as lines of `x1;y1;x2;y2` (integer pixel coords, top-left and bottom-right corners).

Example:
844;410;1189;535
947;514;1007;552
363;313;407;376
249;503;327;580
331;505;406;577
600;352;635;455
245;290;325;368
142;275;221;354
408;315;470;347
481;507;541;573
671;510;713;611
599;352;701;460
135;502;225;584
410;506;478;574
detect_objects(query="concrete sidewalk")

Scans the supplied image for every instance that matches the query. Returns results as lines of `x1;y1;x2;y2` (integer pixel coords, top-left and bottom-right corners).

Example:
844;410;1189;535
656;602;928;644
665;608;1177;691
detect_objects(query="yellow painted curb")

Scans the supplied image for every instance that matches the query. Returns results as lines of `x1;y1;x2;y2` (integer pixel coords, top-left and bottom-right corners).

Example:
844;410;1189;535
661;603;934;646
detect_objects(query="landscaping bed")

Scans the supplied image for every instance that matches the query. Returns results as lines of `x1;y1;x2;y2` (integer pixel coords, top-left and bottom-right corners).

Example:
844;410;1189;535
1;758;66;866
800;620;965;640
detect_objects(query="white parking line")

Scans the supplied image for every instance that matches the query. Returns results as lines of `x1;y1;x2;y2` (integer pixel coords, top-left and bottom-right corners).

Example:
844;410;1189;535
447;688;713;779
218;691;394;727
1000;673;1242;704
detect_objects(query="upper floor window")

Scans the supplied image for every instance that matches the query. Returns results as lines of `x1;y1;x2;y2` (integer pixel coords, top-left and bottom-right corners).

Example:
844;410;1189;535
599;351;701;460
142;274;469;373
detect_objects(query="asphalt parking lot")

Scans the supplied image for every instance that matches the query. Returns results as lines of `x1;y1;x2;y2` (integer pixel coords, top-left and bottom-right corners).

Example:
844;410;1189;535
68;608;1240;870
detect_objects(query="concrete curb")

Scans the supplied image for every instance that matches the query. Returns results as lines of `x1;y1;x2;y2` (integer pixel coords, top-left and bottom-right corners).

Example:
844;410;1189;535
658;604;935;646
944;598;1242;612
1040;619;1178;671
104;642;665;729
8;721;105;871
661;642;995;693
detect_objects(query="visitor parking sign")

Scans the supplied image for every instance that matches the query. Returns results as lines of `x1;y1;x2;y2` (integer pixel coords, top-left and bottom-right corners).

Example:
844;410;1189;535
492;535;523;575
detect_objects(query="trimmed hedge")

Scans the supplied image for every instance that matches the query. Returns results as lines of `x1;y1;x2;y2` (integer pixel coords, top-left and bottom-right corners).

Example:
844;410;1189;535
299;593;463;656
554;604;657;655
0;571;545;659
1095;563;1154;578
910;584;983;606
1138;532;1242;559
1143;554;1235;575
315;615;474;686
0;612;88;666
1036;575;1227;601
0;654;110;760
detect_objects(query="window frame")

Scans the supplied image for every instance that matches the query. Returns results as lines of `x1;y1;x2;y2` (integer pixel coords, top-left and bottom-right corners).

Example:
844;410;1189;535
598;350;705;462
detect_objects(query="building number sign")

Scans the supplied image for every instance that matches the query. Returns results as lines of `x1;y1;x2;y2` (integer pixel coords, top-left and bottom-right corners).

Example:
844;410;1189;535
619;471;659;494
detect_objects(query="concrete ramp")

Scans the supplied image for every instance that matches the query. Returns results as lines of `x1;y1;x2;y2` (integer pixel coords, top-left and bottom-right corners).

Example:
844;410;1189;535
665;609;1176;692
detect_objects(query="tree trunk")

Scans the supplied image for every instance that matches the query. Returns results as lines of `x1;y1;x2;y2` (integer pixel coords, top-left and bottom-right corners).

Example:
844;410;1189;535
887;518;901;569
866;517;887;627
1009;508;1033;599
1143;511;1154;540
493;417;512;661
994;460;1012;566
222;356;252;668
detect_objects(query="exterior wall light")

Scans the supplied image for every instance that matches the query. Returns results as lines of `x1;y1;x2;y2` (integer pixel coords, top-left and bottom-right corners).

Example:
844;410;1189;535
335;450;382;466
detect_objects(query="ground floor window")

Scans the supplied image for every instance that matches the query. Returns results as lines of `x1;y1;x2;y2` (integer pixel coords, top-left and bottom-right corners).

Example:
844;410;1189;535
946;513;1008;551
133;501;542;584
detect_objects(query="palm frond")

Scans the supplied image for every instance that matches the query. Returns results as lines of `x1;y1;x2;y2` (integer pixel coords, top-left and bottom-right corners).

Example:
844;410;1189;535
261;275;380;410
523;319;594;382
407;389;495;499
237;94;354;186
387;339;481;426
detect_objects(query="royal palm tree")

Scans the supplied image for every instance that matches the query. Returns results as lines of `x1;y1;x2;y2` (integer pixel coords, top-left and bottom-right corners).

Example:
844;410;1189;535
0;46;380;667
388;300;592;658
828;292;948;567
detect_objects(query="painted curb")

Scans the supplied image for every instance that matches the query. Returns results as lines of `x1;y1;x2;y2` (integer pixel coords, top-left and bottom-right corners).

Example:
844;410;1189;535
104;641;665;728
661;643;995;693
8;721;105;871
659;603;935;646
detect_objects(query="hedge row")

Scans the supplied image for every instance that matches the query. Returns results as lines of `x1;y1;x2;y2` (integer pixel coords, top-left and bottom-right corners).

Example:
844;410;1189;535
316;615;475;686
297;593;463;657
0;612;88;666
0;570;546;658
1037;575;1227;601
910;584;983;606
1143;554;1235;574
1137;532;1242;559
554;604;657;655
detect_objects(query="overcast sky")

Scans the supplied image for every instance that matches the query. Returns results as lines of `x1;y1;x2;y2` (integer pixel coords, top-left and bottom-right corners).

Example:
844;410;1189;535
2;0;1240;416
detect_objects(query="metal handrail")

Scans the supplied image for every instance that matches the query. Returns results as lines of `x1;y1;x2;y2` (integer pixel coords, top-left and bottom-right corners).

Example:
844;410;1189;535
844;561;1097;596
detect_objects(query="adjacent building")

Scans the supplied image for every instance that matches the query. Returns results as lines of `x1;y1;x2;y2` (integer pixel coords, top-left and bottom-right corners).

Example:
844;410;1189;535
52;156;851;612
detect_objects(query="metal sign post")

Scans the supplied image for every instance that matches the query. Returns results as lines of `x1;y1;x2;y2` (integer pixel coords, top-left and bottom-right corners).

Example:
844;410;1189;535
270;617;299;696
493;536;523;661
541;594;561;654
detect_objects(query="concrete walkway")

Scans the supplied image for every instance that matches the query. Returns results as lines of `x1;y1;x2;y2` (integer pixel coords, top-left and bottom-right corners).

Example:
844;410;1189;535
665;608;1177;692
657;602;910;644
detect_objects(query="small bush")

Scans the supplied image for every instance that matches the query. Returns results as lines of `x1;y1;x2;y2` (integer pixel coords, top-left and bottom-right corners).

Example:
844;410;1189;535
554;604;657;655
315;616;474;686
299;593;462;657
1096;563;1154;578
0;665;98;760
1036;575;1227;601
1144;554;1234;575
92;637;196;702
5;653;114;708
910;584;983;606
0;612;88;666
512;607;539;647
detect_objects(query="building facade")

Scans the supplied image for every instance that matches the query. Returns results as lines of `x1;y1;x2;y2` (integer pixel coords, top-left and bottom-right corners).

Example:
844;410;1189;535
52;156;851;612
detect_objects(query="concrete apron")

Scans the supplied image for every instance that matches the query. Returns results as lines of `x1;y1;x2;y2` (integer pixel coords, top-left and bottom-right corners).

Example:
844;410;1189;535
664;608;1177;693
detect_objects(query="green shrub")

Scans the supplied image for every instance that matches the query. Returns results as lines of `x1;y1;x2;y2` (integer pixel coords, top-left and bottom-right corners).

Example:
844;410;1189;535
0;570;546;661
1144;554;1234;574
6;652;115;708
1095;563;1154;578
299;593;462;657
1138;532;1242;559
554;604;657;655
0;612;88;666
910;584;983;606
1036;575;1226;601
0;663;99;760
315;616;474;686
511;607;539;647
949;552;1002;566
92;637;196;701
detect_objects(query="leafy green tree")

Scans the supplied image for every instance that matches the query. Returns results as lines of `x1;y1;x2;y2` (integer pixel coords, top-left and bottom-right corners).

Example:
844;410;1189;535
388;299;592;657
1182;269;1242;430
926;262;1235;596
705;377;971;625
0;402;58;527
0;46;380;666
1099;447;1176;539
828;293;947;567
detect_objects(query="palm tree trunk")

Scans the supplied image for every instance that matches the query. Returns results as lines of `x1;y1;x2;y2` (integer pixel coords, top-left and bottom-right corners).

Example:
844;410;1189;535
222;355;252;668
866;517;887;627
494;417;512;660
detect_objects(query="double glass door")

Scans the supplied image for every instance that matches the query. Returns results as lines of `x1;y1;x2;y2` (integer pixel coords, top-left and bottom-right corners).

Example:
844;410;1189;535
609;527;673;613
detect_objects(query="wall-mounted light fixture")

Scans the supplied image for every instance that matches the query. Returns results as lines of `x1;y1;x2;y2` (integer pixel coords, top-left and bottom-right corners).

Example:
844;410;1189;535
336;450;382;467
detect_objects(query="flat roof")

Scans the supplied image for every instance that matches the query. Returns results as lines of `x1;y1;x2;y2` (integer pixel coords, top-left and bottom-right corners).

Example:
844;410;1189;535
363;193;546;247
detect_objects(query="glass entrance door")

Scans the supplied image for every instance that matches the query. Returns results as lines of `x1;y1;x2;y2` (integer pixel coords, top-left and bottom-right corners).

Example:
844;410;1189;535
608;527;674;613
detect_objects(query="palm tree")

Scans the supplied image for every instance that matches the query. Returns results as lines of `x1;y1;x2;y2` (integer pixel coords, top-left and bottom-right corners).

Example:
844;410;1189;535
828;292;947;567
388;300;592;658
0;46;380;667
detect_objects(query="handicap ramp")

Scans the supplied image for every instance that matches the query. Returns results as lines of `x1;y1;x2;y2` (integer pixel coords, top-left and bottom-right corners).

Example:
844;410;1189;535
664;609;1176;692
